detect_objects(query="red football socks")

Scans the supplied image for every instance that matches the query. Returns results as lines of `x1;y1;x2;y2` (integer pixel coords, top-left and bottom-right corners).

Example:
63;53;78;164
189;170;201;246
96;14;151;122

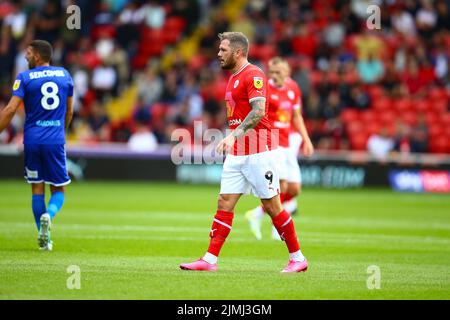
207;210;234;256
272;209;300;253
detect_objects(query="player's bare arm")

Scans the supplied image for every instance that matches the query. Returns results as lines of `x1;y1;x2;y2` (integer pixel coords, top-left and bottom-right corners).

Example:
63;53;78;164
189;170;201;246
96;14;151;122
65;96;73;131
0;96;22;132
216;98;266;153
292;107;314;157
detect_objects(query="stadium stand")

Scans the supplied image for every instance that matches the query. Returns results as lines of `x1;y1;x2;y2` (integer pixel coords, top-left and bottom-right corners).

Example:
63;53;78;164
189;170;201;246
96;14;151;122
0;0;448;154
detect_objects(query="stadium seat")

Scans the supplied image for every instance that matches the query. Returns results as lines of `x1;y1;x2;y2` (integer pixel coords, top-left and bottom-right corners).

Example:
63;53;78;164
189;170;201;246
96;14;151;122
378;110;396;125
349;132;369;151
360;110;378;123
425;111;439;125
372;97;392;111
428;87;447;100
442;113;450;127
366;121;381;136
399;111;417;126
340;109;360;123
367;85;384;100
428;125;444;139
431;98;448;113
413;99;430;113
393;98;412;112
346;121;364;135
429;136;449;154
164;16;186;34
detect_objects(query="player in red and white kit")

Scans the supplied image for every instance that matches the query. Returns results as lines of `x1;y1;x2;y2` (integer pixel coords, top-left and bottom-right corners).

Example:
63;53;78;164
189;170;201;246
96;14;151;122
245;57;314;240
180;32;307;273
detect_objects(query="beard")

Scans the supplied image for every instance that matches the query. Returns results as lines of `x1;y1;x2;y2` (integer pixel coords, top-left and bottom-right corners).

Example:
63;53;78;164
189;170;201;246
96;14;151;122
220;56;236;70
27;57;36;69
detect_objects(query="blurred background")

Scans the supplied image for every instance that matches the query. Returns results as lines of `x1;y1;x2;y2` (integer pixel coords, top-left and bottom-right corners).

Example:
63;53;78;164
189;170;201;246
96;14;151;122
0;0;449;192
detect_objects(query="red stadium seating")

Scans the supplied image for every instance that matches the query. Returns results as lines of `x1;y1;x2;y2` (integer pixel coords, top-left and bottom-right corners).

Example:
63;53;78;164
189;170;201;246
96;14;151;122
341;109;360;123
399;111;417;126
429;136;449;154
378;110;397;125
412;99;430;113
164;16;187;33
367;85;384;100
349;132;369;151
431;98;448;113
360;110;378;123
372;97;392;112
428;125;444;139
393;98;412;112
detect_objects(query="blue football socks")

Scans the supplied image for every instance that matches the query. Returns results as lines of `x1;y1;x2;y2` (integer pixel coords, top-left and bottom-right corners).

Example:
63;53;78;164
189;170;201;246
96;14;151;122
32;194;46;230
47;191;65;220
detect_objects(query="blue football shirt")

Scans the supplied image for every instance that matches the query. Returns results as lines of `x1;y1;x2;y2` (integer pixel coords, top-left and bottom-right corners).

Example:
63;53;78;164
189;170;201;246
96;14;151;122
12;65;74;144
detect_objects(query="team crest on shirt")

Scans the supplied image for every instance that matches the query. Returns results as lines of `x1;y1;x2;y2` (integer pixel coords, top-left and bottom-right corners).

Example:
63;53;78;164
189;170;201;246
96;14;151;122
13;80;21;91
234;80;239;88
253;77;263;89
288;90;295;100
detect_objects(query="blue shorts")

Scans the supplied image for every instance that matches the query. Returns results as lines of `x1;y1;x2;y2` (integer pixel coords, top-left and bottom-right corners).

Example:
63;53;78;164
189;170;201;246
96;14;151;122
24;144;71;186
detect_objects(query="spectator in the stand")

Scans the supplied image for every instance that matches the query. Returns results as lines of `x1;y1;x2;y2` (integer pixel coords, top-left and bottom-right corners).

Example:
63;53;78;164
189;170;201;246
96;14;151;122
133;96;151;126
393;121;412;154
304;91;322;120
416;0;437;39
432;44;448;83
72;64;89;115
137;67;163;107
87;104;111;142
357;52;384;84
103;41;129;94
291;60;311;100
117;1;143;49
402;58;427;98
127;121;158;152
435;0;450;31
92;60;117;102
32;0;61;44
291;23;317;58
382;63;407;98
391;6;417;36
160;70;178;104
354;29;384;61
3;3;27;42
367;127;394;161
349;83;371;110
141;0;165;29
410;114;429;153
322;91;343;120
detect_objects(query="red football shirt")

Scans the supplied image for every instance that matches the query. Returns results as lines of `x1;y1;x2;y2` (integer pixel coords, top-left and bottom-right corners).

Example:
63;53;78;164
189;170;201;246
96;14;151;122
225;63;275;155
267;78;301;147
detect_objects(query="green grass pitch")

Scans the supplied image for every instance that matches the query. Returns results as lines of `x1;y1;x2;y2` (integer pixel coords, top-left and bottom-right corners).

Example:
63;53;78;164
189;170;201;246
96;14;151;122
0;179;449;299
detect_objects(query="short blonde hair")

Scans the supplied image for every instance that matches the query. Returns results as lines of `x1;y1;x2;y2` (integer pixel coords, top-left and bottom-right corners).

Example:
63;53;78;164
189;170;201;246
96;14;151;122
268;56;290;75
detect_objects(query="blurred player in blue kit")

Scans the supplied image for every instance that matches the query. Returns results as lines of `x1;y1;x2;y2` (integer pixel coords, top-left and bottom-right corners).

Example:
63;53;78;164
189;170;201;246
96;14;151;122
0;40;74;251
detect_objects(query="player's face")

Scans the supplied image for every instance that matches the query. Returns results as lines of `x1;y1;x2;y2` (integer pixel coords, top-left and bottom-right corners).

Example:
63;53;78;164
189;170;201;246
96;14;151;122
218;40;236;70
268;63;284;87
25;46;37;69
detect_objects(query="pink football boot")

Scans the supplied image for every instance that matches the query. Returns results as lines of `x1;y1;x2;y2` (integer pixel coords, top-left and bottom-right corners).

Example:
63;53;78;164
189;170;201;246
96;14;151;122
180;259;217;272
281;259;308;273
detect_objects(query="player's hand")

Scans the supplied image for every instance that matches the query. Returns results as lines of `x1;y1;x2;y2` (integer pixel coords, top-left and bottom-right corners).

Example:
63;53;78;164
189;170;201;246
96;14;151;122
302;139;314;157
216;134;236;154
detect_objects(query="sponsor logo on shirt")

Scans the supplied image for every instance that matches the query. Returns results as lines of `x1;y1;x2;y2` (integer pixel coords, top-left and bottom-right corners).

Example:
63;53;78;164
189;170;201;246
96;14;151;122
228;119;242;126
288;90;295;100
